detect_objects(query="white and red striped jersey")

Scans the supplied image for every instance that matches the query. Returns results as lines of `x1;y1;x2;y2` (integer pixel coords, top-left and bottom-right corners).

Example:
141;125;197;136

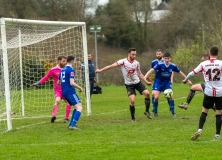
193;58;222;97
116;58;140;85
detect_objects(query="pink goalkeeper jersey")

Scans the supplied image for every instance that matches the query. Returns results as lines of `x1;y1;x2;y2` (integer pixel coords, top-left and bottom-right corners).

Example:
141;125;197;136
39;65;62;93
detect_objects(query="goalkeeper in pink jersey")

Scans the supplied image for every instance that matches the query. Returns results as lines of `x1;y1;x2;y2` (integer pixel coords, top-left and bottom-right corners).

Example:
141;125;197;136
32;56;71;123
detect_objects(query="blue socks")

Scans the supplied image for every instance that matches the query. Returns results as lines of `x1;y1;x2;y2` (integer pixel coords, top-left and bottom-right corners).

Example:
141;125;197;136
168;100;175;115
167;99;171;110
153;101;158;114
152;97;154;106
153;98;175;115
69;109;81;127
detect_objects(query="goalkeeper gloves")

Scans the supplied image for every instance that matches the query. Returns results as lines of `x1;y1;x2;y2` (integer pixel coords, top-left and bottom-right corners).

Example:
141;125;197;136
33;81;40;85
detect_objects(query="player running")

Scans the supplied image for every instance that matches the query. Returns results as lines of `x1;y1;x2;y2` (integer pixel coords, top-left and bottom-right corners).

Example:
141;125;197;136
183;46;222;141
145;52;192;117
178;53;215;110
59;55;83;130
96;48;152;122
32;56;71;123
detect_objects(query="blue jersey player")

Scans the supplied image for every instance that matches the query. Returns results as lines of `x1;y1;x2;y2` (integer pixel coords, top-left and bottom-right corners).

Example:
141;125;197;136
145;52;192;116
150;49;174;112
59;55;83;130
151;49;164;68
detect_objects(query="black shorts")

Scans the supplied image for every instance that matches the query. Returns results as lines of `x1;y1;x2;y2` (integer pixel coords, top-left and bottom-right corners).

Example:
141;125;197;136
201;83;205;91
203;94;222;110
125;81;146;96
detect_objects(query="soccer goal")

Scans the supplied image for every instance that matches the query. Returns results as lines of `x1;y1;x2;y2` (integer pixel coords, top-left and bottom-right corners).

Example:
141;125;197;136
0;18;91;132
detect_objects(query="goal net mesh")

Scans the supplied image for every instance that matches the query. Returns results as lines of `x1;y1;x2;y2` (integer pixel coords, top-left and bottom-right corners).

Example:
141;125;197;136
0;19;88;132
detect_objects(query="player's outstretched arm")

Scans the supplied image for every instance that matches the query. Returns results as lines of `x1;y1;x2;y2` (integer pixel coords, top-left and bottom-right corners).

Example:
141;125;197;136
171;72;174;83
145;68;154;79
96;62;118;73
137;69;152;86
179;71;193;86
70;78;83;92
31;70;53;87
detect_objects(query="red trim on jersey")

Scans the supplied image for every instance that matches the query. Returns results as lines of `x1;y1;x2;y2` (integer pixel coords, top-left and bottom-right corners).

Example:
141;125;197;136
210;58;216;63
200;66;204;72
212;88;216;97
136;64;139;70
193;70;197;74
193;65;204;74
127;57;134;64
116;61;124;66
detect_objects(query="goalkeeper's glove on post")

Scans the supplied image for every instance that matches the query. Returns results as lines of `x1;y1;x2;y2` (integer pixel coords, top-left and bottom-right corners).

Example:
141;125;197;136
33;81;40;85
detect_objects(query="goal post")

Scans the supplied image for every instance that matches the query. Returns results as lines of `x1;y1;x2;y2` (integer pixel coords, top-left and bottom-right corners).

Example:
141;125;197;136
0;18;91;132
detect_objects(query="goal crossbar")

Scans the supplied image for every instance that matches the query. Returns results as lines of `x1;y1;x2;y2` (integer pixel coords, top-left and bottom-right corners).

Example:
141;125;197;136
0;18;91;132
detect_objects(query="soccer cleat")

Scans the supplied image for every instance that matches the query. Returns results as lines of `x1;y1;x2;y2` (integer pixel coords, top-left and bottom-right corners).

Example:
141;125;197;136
154;113;158;117
178;103;188;110
144;111;152;119
51;116;56;123
69;126;80;130
132;119;136;122
64;118;69;123
191;131;202;141
212;135;220;141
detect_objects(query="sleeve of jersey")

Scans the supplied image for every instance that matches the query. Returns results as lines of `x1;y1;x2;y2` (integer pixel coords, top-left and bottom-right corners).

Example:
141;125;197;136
137;62;140;70
151;62;154;68
173;65;180;73
39;69;53;84
70;69;75;79
153;64;159;71
184;71;195;81
116;59;124;66
193;64;203;74
184;64;202;81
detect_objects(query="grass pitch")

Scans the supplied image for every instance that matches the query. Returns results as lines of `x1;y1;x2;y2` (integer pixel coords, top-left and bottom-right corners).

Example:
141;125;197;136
0;83;221;160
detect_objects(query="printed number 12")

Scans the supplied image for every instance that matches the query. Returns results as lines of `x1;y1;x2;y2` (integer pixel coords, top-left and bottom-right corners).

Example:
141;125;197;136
61;72;65;82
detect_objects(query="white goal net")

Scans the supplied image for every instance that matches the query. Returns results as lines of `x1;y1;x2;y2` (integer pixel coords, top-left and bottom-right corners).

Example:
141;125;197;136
0;18;90;132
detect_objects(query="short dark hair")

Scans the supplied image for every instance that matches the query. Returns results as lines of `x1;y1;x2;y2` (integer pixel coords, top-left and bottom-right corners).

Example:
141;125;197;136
67;55;75;63
201;53;209;59
163;52;171;57
57;56;66;61
210;46;219;56
128;48;136;53
156;49;162;52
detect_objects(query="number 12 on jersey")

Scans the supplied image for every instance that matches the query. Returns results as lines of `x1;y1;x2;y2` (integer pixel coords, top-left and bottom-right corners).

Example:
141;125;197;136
60;71;65;82
205;68;220;81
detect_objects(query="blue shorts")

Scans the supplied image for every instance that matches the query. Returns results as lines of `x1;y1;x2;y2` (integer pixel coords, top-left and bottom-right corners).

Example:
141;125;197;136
63;92;81;106
152;79;172;92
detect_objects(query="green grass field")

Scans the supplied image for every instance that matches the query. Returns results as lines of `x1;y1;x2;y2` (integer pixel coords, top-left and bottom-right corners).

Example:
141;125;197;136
0;83;221;160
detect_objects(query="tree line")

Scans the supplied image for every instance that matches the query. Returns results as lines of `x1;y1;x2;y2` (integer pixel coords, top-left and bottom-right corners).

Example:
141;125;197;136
1;0;222;83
